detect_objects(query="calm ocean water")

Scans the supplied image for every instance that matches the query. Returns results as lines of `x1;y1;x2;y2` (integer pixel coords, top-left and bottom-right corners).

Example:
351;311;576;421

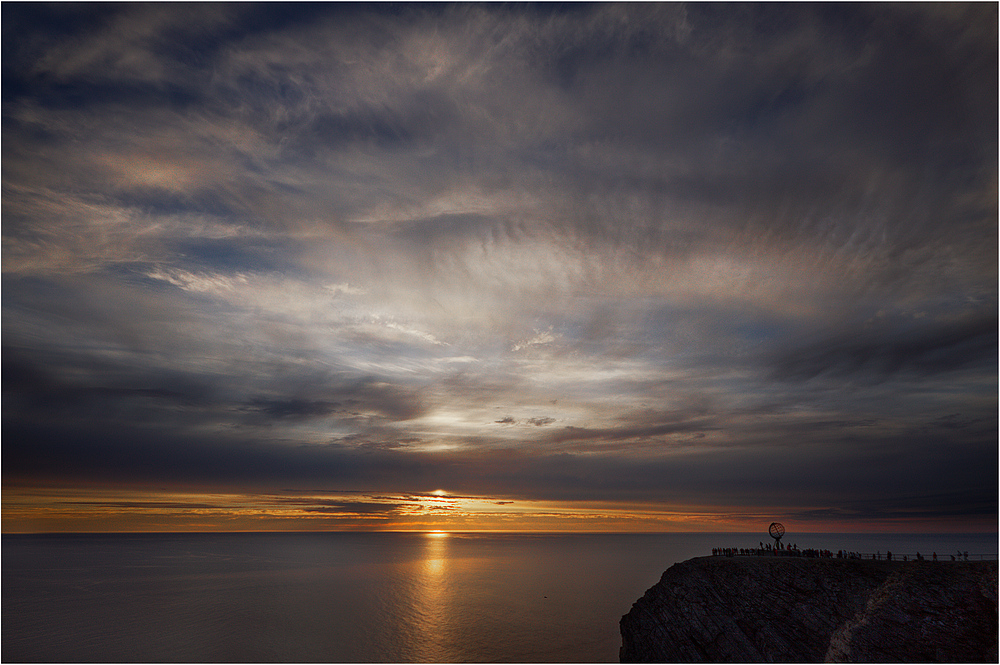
4;531;997;662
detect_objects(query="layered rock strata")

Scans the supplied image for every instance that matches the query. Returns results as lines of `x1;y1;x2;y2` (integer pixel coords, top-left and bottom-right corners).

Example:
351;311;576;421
620;555;997;663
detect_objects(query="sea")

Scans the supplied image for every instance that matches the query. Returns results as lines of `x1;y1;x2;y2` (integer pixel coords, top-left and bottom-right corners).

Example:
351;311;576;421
3;531;997;662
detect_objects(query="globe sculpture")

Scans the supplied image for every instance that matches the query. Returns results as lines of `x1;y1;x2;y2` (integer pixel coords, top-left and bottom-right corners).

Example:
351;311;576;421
769;522;785;548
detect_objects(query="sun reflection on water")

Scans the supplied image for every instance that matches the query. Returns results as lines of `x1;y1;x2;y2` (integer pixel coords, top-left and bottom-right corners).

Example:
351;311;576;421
423;533;447;575
405;529;456;661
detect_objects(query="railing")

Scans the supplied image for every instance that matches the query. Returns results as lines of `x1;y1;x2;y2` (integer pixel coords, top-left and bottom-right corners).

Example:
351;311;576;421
853;552;997;562
712;548;998;561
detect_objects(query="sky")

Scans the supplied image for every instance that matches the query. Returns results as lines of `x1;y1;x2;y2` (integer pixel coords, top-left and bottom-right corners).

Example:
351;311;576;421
3;3;997;534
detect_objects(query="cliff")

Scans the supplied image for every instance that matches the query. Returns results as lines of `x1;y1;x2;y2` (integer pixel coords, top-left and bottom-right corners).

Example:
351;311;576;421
620;555;997;663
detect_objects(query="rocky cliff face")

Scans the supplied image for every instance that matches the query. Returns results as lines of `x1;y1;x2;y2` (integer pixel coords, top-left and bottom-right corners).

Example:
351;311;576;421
620;556;997;663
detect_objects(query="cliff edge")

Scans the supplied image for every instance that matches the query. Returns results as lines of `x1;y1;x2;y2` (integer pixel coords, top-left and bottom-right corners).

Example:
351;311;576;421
620;556;997;663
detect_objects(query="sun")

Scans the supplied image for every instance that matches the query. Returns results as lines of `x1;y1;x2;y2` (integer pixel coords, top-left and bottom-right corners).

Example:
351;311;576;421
426;530;449;538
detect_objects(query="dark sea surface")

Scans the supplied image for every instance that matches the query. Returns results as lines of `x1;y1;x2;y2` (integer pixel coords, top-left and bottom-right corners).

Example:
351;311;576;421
4;531;997;662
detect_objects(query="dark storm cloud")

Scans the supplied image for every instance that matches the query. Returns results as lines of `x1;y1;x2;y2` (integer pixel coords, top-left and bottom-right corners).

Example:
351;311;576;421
2;346;217;417
790;493;1000;524
4;419;395;486
62;500;223;511
545;418;716;448
458;440;997;523
770;312;998;384
4;343;426;433
924;413;986;432
245;398;341;420
239;377;426;424
494;416;557;427
3;3;996;529
282;499;417;516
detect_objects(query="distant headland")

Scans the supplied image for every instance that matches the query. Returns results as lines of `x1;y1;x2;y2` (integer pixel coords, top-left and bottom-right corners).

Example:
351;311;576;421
620;552;997;662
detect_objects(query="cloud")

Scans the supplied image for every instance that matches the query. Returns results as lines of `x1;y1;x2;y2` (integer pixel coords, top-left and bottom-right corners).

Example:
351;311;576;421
27;4;236;84
493;416;556;427
513;329;557;352
244;399;341;420
2;4;995;530
544;420;715;450
284;499;416;516
147;268;250;294
770;311;998;384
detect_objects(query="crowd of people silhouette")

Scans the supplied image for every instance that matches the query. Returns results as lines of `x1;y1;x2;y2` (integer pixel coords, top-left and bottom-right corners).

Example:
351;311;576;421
712;542;835;558
712;525;979;562
711;546;972;561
